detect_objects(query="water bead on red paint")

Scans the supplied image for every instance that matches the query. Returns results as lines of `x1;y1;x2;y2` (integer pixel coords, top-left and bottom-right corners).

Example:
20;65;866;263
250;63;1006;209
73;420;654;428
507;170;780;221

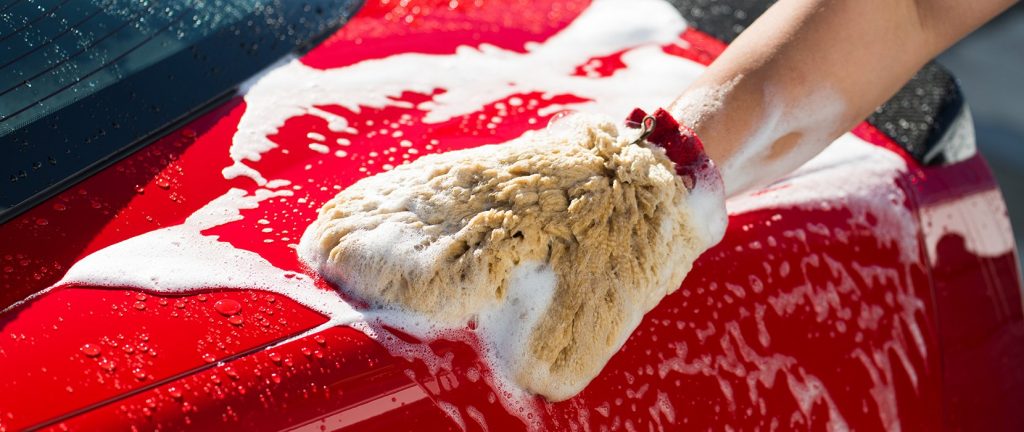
80;344;101;357
214;299;243;316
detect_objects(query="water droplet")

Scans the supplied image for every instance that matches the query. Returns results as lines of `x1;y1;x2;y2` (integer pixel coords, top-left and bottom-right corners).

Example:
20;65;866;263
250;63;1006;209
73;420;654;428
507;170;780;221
35;218;48;226
80;343;101;357
269;352;282;364
313;335;326;345
169;387;183;400
133;367;147;380
228;315;244;326
133;301;146;311
214;299;241;316
202;353;216;363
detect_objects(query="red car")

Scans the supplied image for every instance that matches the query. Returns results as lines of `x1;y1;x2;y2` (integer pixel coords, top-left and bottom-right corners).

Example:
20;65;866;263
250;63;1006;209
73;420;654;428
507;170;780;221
2;0;1022;430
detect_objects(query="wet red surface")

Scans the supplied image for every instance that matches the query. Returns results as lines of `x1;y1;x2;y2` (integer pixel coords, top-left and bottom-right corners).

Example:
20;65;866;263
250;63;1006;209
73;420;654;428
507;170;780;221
301;0;590;69
1;1;1022;431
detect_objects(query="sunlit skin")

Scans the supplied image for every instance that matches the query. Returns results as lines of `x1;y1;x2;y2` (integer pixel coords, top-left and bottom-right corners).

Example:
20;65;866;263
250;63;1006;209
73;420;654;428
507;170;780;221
671;0;1017;195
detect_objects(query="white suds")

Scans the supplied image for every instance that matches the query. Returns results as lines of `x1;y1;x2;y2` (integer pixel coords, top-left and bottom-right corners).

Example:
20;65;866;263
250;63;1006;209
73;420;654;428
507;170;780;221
308;143;330;154
224;0;701;186
52;189;361;325
475;262;558;396
9;1;902;428
670;76;740;129
722;86;848;196
728;133;918;263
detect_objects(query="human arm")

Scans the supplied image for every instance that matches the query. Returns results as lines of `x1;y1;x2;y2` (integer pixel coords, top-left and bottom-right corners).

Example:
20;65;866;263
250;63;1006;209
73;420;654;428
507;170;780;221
670;0;1017;196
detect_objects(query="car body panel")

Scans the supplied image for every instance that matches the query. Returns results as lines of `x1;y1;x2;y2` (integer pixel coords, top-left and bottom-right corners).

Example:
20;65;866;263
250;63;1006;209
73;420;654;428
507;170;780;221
1;1;1021;431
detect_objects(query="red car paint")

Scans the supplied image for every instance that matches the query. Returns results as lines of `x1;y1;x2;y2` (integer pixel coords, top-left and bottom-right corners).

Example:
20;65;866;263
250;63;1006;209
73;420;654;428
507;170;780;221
1;1;1022;431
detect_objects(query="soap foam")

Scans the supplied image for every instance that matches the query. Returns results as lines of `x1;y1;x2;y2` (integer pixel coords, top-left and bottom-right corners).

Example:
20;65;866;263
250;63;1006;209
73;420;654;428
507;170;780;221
347;262;558;430
226;0;701;186
721;85;848;197
297;111;728;402
669;76;740;131
3;0;885;428
67;189;360;322
476;262;557;399
728;133;919;263
6;188;362;328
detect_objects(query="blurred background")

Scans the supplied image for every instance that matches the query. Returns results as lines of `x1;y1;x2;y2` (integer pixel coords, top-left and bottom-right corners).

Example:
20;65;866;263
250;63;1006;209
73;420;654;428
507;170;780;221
939;3;1024;267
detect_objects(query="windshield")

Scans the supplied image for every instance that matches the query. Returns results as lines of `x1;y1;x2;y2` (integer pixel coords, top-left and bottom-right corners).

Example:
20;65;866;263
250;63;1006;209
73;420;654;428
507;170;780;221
2;1;248;134
0;0;362;222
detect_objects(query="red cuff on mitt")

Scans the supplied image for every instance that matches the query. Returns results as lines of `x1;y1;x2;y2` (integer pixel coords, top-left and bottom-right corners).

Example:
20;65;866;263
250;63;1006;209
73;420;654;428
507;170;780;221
626;107;713;188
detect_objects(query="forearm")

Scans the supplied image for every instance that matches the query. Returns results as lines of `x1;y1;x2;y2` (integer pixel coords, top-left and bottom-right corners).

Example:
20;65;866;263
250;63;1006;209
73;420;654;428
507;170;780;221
671;0;1016;196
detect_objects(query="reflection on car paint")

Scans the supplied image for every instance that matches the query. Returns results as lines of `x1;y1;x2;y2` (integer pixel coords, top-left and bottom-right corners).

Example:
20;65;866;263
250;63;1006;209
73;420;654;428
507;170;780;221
1;0;1022;431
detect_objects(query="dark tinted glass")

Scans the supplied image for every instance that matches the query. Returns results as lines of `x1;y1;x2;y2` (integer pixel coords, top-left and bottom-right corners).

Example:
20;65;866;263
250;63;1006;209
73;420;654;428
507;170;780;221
0;0;363;223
